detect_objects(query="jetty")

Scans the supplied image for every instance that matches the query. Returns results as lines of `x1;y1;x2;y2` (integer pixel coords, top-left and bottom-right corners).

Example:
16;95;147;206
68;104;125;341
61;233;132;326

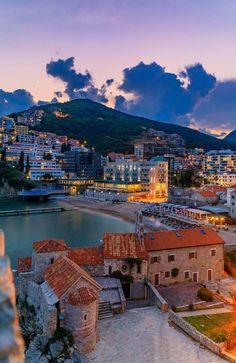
0;207;65;217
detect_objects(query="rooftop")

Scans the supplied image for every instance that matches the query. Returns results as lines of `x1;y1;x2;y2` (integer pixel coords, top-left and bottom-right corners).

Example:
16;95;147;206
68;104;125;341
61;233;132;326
103;233;147;259
68;287;97;306
18;257;32;273
44;256;101;298
68;246;104;266
144;228;224;252
33;239;68;253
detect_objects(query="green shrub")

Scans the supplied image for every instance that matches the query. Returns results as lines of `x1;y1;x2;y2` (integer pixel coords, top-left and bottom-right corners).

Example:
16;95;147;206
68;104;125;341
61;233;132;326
171;268;179;277
188;303;194;311
171;304;177;312
197;287;214;302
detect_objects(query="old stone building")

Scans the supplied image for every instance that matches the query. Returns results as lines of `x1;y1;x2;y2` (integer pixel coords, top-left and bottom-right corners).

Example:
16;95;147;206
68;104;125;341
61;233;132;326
145;228;224;286
16;240;102;353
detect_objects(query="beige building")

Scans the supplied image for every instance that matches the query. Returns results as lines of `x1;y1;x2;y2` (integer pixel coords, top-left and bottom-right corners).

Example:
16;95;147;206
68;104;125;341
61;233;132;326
144;228;224;286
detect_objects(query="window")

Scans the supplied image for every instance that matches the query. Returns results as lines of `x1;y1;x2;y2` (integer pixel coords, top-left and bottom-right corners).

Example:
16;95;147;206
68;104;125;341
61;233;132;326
211;249;216;257
165;271;170;279
151;255;161;264
50;258;54;264
84;314;87;321
154;273;160;285
189;251;197;259
137;264;141;274
168;254;175;262
184;271;190;279
122;264;128;272
108;265;112;275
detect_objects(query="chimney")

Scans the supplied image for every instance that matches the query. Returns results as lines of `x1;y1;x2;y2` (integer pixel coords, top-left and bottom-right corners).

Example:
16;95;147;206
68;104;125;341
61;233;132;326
0;229;5;256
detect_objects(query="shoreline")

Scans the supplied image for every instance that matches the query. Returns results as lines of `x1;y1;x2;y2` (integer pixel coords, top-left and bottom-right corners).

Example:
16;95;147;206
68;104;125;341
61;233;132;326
57;196;162;231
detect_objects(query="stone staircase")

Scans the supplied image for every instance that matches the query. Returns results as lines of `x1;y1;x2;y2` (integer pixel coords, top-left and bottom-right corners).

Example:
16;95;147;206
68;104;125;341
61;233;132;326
98;301;113;320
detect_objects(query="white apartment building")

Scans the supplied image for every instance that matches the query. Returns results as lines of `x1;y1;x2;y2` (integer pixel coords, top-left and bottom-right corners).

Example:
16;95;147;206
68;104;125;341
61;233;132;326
203;150;236;175
29;159;63;180
104;157;168;197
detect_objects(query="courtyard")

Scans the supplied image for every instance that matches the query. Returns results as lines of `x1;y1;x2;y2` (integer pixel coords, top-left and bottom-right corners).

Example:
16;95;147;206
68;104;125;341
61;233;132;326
87;307;226;363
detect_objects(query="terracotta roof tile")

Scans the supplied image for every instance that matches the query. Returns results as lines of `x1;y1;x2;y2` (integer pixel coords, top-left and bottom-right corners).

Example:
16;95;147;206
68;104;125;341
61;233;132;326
103;233;147;259
44;256;101;298
68;246;104;266
68;287;97;305
144;228;224;252
33;239;68;253
197;191;217;198
18;257;32;273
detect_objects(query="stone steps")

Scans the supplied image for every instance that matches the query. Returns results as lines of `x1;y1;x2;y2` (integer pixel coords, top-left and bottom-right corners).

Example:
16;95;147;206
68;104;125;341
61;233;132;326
99;301;113;320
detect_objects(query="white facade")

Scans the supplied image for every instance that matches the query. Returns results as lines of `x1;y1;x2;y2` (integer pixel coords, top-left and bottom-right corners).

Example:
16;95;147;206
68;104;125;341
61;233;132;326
29;159;63;180
104;158;168;197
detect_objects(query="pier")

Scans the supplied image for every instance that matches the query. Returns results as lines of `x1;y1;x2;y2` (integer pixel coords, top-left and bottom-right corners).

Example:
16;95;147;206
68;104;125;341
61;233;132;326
0;207;65;217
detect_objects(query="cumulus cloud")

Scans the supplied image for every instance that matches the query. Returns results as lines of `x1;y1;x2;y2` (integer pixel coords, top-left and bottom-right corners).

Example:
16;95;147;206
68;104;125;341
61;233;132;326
115;61;216;125
0;88;34;116
46;57;110;103
191;80;236;132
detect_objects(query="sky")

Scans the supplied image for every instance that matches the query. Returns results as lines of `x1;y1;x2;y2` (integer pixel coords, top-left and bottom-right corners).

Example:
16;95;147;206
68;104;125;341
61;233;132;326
1;0;236;137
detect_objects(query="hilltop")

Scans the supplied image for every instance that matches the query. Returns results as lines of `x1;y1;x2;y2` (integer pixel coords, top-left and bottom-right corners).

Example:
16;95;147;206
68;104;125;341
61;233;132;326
225;129;236;143
11;99;236;153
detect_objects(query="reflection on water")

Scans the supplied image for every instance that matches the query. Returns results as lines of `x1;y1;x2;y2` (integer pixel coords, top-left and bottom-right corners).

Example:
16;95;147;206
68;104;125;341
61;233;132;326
0;198;133;268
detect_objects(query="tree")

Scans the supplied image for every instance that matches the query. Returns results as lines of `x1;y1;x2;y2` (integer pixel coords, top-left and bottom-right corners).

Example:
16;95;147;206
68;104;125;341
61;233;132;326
1;147;6;162
25;155;30;175
18;150;24;172
42;172;53;180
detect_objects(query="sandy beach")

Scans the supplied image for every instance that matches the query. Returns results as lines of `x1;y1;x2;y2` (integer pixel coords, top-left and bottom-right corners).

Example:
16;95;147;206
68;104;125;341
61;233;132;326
57;195;164;231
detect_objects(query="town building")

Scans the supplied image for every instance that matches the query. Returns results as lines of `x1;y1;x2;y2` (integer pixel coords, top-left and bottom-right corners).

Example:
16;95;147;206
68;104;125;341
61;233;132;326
203;150;236;177
29;159;63;180
145;228;224;286
104;157;168;199
62;151;105;178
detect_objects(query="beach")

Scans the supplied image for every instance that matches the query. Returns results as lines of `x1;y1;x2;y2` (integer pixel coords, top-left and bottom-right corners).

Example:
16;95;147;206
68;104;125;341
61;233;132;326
57;195;164;231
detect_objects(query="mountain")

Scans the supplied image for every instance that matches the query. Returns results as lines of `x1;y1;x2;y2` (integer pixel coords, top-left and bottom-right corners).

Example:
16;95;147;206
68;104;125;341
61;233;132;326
224;130;236;142
11;99;236;153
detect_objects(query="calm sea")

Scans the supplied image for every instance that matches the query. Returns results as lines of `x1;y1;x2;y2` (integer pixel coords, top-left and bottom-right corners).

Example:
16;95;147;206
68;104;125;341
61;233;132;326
0;198;133;268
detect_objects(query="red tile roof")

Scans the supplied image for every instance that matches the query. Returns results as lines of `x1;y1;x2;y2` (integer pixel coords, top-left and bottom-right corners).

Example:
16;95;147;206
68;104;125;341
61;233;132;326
144;228;224;252
203;186;227;193
68;287;97;306
33;239;68;253
197;191;217;198
103;233;147;259
68;246;104;266
44;256;101;298
18;257;32;273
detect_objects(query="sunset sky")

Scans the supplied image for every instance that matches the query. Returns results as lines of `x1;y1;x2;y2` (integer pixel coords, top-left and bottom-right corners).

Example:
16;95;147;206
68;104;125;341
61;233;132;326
1;0;236;136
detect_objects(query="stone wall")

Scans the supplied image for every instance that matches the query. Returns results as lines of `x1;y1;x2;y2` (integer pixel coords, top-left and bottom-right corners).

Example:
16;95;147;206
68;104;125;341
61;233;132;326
27;280;58;336
104;258;148;299
148;244;224;285
17;271;35;299
33;249;68;283
146;279;168;312
169;310;222;355
0;252;25;362
64;300;98;353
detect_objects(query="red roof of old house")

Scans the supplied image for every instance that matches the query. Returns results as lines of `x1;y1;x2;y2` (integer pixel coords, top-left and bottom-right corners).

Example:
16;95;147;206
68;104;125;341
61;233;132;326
44;256;101;298
68;287;97;306
68;246;104;266
32;239;68;253
103;233;147;260
203;185;227;193
18;257;32;273
196;191;217;198
144;228;224;252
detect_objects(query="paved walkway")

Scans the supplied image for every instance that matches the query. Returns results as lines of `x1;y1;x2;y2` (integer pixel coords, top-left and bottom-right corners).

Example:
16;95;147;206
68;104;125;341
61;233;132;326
88;307;226;363
178;307;232;317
